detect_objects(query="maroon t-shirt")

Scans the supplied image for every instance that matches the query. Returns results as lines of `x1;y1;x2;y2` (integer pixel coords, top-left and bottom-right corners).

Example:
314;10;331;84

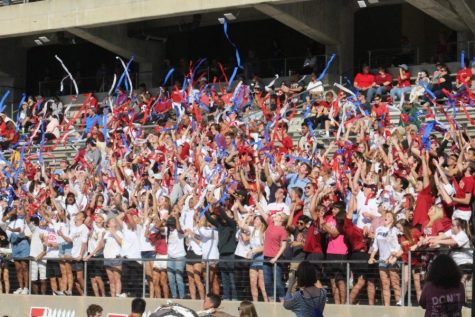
303;220;323;254
343;217;367;252
419;282;465;317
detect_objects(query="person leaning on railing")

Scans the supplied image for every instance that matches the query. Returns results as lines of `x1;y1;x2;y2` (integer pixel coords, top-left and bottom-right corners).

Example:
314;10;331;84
424;218;473;289
368;212;403;306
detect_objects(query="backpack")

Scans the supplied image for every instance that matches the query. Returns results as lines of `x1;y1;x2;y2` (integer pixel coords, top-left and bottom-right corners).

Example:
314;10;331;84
301;288;324;317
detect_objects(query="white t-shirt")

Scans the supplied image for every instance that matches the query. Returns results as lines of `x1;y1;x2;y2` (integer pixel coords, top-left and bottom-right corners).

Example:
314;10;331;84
88;224;106;255
29;225;47;257
139;223;155;252
445;230;473;266
371;226;401;261
194;226;219;260
167;229;186;258
234;228;251;259
356;191;380;229
104;231;123;259
266;202;290;217
69;223;89;258
44;227;59;259
121;226;141;260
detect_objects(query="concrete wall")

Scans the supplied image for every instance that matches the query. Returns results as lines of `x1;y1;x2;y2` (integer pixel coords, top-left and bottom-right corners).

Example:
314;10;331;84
0;0;297;39
0;294;471;317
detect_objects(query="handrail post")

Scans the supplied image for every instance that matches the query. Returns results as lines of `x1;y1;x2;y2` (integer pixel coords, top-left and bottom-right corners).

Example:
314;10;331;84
408;251;412;307
142;259;146;298
346;262;350;304
205;261;210;295
273;262;277;302
84;260;87;297
28;258;32;293
401;261;405;307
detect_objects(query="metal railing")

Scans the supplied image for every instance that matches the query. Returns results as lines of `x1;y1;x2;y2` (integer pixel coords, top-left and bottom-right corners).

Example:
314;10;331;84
2;252;469;307
0;0;40;6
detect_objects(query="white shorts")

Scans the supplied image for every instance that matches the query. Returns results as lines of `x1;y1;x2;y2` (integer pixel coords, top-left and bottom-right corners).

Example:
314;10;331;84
452;209;471;222
153;254;168;270
31;260;47;281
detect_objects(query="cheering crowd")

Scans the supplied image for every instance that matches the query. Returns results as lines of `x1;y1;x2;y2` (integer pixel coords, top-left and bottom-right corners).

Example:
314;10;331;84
0;56;473;311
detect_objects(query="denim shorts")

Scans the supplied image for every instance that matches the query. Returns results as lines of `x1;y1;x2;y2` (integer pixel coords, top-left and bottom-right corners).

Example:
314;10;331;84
58;243;73;258
12;239;30;258
104;258;122;268
141;251;156;259
250;254;264;270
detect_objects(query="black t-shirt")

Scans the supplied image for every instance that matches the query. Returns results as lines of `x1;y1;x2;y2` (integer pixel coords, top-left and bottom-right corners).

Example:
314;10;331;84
0;227;8;248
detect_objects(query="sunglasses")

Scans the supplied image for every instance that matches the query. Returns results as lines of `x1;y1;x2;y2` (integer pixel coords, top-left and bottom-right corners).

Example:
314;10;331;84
305;186;312;190
297;221;306;226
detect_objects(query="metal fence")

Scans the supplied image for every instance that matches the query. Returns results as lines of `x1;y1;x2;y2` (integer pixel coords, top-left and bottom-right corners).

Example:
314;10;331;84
2;250;470;306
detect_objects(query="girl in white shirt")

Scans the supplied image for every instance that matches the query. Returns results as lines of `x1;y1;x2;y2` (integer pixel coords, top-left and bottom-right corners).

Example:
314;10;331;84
187;216;220;296
369;212;402;306
181;195;205;300
93;217;124;297
428;218;473;286
2;207;31;295
84;213;107;297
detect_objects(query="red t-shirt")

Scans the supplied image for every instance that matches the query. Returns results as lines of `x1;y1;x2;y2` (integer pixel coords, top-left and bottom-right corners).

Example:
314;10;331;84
413;185;434;227
399;228;421;265
422;218;451;236
263;220;288;258
281;136;294;153
343;217;367;252
149;231;167;255
375;73;393;89
453;176;475;212
354;73;375;89
397;72;411;88
371;103;390;126
457;68;473;87
303;220;323;254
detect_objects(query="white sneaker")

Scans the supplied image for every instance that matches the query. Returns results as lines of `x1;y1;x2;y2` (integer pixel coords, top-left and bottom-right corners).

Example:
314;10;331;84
20;288;29;295
53;290;64;296
64;290;72;296
117;293;127;298
396;299;402;306
13;288;23;294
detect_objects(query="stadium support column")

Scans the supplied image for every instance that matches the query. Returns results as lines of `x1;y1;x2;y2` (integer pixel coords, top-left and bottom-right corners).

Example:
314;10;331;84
255;0;355;84
67;25;164;88
0;38;27;114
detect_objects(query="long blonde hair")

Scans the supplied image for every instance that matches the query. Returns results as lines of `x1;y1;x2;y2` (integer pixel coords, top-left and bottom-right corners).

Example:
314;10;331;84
427;206;444;228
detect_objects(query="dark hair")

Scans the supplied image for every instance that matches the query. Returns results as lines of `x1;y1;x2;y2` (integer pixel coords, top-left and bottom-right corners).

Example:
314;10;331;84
238;300;258;317
453;218;472;245
298;215;311;223
86;304;103;317
131;298;146;314
426;254;462;289
397;219;414;244
399;177;409;190
296;261;318;287
206;293;222;308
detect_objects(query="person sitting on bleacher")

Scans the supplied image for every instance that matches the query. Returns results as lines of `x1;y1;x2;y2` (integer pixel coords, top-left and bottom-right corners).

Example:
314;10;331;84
373;67;393;100
430;65;452;99
354;65;375;101
390;64;411;102
456;59;473;94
